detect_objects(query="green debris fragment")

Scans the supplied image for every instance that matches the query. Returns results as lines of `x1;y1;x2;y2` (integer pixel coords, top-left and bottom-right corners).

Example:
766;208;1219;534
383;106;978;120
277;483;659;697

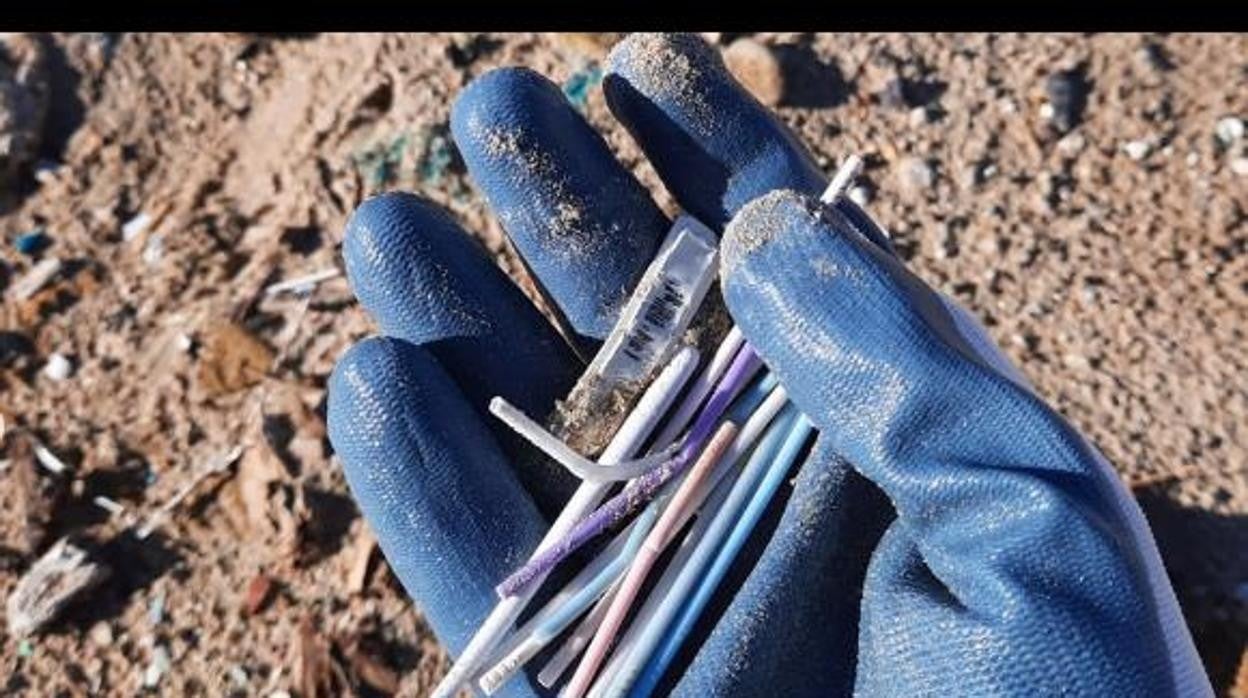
418;130;455;186
17;639;33;658
353;133;410;189
563;63;604;112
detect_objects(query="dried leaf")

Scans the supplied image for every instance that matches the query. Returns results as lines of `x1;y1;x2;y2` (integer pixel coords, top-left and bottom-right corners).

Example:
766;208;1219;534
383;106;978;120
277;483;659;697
195;321;275;397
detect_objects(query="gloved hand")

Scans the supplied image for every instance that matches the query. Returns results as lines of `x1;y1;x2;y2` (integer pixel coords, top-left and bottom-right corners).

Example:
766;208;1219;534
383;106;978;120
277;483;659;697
327;33;1213;697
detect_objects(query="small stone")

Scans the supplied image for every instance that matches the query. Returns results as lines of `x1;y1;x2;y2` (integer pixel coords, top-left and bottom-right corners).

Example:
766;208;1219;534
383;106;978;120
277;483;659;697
1045;68;1090;133
147;592;165;625
908;107;930;128
898;156;935;193
142;234;164;265
722;38;784;107
121;212;152;241
1215;116;1244;146
848;185;871;206
143;645;171;688
244;573;276;615
228;664;249;689
1123;139;1151;161
88;621;114;647
42;353;71;381
1231;157;1248;177
1057;132;1086;157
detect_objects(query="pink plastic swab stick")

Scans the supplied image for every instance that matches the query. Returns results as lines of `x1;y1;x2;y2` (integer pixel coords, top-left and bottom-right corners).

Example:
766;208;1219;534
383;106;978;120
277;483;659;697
562;422;739;698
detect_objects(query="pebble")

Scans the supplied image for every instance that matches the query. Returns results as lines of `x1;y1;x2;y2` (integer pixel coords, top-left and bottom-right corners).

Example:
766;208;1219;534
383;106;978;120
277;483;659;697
148;592;165;625
908;107;930;128
42;353;72;381
1045;68;1090;133
1215;116;1244;146
1057;132;1086;157
122;212;152;241
722;38;784;107
1231;157;1248;177
89;621;114;647
143;645;171;688
848;185;872;206
1123;139;1152;161
142;234;164;265
899;157;935;193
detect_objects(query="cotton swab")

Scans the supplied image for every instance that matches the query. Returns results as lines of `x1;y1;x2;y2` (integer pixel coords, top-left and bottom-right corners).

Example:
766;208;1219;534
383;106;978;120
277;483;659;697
538;578;623;688
428;347;700;698
488;347;699;483
479;369;777;693
650;326;744;449
563;423;740;698
530;372;778;691
477;504;659;694
585;392;793;698
586;407;798;698
495;345;763;598
617;415;814;698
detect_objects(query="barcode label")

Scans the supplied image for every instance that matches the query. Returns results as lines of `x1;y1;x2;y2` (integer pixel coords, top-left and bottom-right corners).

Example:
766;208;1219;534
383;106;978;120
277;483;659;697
589;214;718;384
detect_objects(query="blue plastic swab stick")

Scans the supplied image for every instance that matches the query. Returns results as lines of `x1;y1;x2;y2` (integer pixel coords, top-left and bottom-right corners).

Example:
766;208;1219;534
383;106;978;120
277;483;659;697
625;415;814;698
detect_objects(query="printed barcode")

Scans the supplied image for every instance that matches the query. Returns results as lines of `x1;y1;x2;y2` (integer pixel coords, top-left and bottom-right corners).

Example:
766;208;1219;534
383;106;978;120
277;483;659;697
622;276;686;363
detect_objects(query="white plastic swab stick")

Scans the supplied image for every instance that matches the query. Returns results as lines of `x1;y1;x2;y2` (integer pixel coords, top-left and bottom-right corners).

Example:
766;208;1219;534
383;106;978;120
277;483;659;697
585;387;791;698
429;345;699;698
538;578;624;688
821;154;863;204
651;326;744;449
488;348;698;483
477;332;748;692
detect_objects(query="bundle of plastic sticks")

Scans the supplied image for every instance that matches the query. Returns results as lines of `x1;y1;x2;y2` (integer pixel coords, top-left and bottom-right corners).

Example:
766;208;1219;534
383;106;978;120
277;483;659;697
432;157;864;698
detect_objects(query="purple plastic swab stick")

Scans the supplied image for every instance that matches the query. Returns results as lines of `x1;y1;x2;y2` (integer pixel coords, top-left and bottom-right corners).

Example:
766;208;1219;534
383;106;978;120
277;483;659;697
495;344;762;598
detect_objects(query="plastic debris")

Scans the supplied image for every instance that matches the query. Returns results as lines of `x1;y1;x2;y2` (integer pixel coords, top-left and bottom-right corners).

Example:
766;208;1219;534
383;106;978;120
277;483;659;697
1216;116;1245;146
1045;68;1090;133
417;128;456;185
6;537;111;636
42;352;72;381
562;63;604;112
8;257;62;301
1123;139;1152;161
136;445;244;540
354;134;408;189
722;39;783;107
18;639;33;658
14;229;49;255
264;268;342;297
148;591;166;625
32;439;69;475
92;495;126;518
122;211;153;241
142;234;164;265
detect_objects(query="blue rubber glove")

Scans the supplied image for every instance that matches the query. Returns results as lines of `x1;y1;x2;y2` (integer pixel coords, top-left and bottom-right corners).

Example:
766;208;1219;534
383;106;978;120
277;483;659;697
327;33;1212;697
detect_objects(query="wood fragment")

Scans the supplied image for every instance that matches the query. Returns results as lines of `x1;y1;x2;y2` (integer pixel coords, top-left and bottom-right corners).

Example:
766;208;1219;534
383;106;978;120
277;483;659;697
346;528;377;595
243;573;276;615
6;537;111;636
